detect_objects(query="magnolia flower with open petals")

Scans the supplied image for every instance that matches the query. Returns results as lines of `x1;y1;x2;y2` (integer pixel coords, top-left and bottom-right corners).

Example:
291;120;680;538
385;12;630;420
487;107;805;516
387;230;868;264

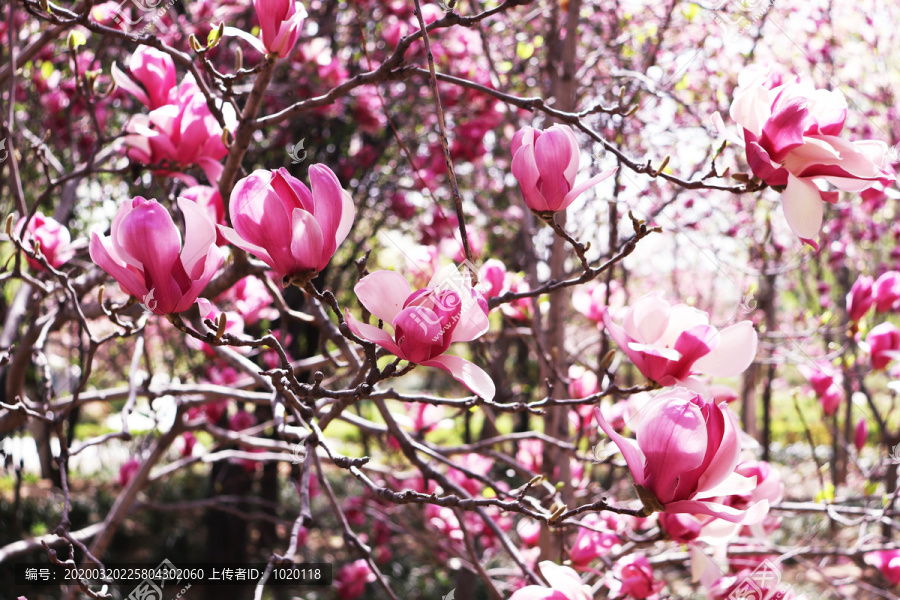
594;388;769;523
716;74;892;240
89;197;223;315
511;124;617;214
219;166;355;287
123;76;228;180
344;266;495;399
602;293;758;388
509;561;592;600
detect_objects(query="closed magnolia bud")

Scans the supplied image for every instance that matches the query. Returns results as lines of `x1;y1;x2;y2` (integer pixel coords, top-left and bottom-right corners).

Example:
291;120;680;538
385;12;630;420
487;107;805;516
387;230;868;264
510;124;616;213
854;417;868;452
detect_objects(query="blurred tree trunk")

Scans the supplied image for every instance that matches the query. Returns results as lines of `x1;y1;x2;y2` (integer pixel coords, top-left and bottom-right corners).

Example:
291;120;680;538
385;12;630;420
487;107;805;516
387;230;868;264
538;0;581;563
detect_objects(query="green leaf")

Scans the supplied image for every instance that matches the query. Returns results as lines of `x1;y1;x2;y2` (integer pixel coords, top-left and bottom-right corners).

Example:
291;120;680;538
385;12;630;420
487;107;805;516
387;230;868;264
516;41;535;60
815;483;835;503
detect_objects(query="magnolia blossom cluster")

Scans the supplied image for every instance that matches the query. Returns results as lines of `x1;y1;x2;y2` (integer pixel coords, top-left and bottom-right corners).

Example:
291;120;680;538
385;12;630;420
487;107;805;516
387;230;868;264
114;46;229;181
717;73;893;241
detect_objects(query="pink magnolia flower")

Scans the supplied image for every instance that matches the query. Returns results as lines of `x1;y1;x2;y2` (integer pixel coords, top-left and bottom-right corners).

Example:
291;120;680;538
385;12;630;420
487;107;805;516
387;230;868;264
570;513;621;566
478;258;507;299
728;460;784;539
874;271;900;312
568;365;599;398
594;388;768;523
865;550;900;586
607;554;664;599
117;457;141;487
866;322;900;370
89;197;223;315
602;293;758;387
111;46;177;110
718;74;892;239
123;76;227;179
509;561;592;600
253;0;305;58
798;361;843;415
189;299;247;356
15;212;76;270
511;124;617;213
219;166;355;287
344;266;495;399
847;275;874;322
501;272;533;322
216;275;278;325
658;512;702;543
335;559;376;600
573;281;622;324
855;417;868;452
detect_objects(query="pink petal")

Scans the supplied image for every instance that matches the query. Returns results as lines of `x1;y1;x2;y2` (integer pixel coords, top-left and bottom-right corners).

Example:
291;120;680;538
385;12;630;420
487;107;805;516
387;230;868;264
344;310;404;357
290;207;326;271
512;138;545;211
691;321;758;377
89;231;149;300
308;164;346;258
420;354;496;400
354;270;413;324
663;499;769;524
394;306;444;362
217;225;277;272
759;96;810;162
449;292;490;343
334;187;356;248
593;406;646;485
562;166;618;209
177;197;218;276
629;294;671;343
174;246;224;313
782;174;823;239
111;62;150;107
